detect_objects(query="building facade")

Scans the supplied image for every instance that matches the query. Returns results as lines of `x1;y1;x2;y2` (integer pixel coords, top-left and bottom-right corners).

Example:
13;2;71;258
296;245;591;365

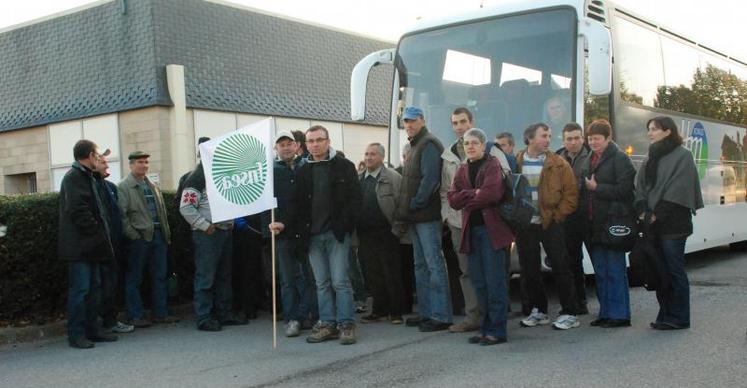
0;0;393;193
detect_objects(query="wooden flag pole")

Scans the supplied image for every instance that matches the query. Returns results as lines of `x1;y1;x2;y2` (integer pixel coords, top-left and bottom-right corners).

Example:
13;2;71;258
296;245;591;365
271;208;278;348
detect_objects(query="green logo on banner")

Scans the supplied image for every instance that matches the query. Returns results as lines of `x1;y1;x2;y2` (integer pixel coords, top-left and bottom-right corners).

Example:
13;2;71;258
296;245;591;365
212;133;268;205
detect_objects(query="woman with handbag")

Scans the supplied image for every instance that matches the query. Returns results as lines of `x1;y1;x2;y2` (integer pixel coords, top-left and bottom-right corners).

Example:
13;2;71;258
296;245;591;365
635;116;704;330
582;119;637;328
447;128;513;345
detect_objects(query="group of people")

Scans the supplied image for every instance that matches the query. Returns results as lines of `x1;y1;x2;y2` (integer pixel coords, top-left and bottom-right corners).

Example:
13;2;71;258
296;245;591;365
59;145;182;349
57;104;703;349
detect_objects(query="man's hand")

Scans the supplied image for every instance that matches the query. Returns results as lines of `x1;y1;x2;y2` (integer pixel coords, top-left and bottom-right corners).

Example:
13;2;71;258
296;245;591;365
269;222;285;235
205;224;217;235
584;174;598;191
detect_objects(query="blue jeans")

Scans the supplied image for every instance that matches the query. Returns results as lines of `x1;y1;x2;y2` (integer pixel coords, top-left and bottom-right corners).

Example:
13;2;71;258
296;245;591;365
308;230;354;325
590;247;630;320
656;239;690;327
468;226;508;338
124;229;168;319
67;261;101;339
277;238;311;322
410;221;453;324
193;229;234;324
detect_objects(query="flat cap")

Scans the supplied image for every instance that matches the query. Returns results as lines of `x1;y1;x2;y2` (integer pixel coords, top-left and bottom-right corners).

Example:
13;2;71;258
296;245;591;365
128;150;150;160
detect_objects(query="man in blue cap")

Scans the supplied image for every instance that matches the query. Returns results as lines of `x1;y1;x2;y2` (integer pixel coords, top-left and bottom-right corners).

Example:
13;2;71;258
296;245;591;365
396;106;453;332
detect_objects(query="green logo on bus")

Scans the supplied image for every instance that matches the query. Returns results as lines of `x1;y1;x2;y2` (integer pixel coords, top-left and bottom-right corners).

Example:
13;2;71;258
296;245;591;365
686;122;708;179
212;133;268;205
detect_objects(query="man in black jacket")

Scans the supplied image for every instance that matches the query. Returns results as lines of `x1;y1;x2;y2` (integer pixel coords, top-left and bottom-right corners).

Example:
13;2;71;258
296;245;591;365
289;125;361;345
58;140;118;349
556;123;591;314
94;149;134;334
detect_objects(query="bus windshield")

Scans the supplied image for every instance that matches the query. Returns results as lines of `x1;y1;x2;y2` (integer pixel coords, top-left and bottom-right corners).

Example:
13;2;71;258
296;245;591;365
395;8;576;151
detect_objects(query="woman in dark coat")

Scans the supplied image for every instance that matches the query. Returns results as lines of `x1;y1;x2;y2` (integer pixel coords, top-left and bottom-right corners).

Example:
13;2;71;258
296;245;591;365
635;116;704;330
581;119;636;328
447;128;513;345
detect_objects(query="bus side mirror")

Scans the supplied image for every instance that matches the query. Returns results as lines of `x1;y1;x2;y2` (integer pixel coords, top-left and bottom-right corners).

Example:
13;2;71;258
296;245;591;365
351;49;395;121
580;18;612;96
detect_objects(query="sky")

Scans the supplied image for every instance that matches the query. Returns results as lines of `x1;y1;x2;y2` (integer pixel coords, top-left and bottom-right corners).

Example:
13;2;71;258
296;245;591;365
0;0;745;61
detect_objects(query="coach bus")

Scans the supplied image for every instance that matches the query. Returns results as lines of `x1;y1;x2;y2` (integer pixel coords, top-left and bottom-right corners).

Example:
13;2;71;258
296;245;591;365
350;0;747;257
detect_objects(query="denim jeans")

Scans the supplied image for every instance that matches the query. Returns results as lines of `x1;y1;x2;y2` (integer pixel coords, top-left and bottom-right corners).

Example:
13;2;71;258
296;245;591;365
468;226;508;338
193;229;234;324
656;238;690;327
124;229;169;319
277;238;311;322
308;230;354;325
590;247;630;320
410;221;453;324
67;261;101;339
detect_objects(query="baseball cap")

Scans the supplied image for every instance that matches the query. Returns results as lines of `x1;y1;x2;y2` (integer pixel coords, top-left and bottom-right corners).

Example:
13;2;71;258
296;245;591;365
274;130;295;143
402;106;424;120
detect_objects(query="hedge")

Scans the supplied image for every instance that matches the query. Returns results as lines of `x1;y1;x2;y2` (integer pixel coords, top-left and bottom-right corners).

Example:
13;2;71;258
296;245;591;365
0;191;194;327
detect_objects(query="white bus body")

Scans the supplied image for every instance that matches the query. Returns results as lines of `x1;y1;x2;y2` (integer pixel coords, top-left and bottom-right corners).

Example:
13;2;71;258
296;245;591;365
351;0;747;269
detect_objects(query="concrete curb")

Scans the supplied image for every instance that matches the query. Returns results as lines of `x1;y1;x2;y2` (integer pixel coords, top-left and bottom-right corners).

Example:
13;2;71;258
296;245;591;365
0;303;194;346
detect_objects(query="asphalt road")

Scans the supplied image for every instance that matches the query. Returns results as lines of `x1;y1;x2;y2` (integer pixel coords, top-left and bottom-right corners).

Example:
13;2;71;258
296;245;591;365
1;246;746;388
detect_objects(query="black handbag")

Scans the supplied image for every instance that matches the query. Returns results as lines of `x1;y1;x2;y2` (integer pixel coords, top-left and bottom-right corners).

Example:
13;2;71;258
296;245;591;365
628;214;669;291
598;201;638;252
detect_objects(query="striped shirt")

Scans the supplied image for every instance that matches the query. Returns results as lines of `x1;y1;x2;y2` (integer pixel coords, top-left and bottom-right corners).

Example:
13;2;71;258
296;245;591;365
522;153;545;224
138;180;160;227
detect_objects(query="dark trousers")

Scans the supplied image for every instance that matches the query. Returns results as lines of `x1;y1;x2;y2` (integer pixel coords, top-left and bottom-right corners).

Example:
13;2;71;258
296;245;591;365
400;243;415;314
358;228;405;317
233;228;265;316
656;238;690;327
564;215;587;307
99;257;119;327
516;222;579;315
67;261;101;340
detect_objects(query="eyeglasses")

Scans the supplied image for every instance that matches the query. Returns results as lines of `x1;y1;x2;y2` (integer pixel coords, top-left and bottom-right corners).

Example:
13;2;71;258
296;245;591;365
306;137;328;144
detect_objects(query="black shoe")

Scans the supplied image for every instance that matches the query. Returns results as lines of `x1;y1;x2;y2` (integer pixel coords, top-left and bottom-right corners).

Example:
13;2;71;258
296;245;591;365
360;313;387;323
419;320;451;332
68;337;95;349
219;312;249;326
479;336;507;346
405;316;427;327
650;321;688;330
197;318;223;332
601;319;631;328
468;335;484;344
590;318;609;327
87;332;118;342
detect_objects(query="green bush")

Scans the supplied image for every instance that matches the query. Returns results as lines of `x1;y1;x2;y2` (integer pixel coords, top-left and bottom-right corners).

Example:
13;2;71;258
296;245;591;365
0;193;65;325
0;190;194;326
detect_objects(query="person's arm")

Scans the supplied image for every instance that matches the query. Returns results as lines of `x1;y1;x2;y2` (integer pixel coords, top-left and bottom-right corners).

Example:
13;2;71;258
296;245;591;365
64;176;101;236
556;161;579;219
346;161;363;228
464;161;505;211
447;166;474;211
117;184;141;240
410;143;441;210
179;187;212;231
592;153;636;201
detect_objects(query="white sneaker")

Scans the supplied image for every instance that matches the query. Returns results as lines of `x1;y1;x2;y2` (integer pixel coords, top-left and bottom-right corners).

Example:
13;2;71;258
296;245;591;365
106;321;134;333
285;320;301;337
552;314;580;330
520;308;551;327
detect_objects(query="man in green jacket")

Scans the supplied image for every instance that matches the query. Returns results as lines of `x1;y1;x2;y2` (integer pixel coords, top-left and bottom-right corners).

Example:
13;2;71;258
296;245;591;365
118;151;178;327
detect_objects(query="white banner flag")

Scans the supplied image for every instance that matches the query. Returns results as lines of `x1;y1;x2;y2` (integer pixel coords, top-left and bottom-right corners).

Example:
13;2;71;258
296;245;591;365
199;118;277;223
